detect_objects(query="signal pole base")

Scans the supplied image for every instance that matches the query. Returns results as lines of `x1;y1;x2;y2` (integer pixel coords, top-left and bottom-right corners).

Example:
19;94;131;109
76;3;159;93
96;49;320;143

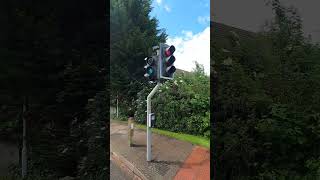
146;82;161;162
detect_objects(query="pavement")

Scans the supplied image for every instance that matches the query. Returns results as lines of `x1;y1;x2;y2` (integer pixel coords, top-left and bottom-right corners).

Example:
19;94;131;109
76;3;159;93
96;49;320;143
110;160;131;180
174;147;210;180
110;121;210;180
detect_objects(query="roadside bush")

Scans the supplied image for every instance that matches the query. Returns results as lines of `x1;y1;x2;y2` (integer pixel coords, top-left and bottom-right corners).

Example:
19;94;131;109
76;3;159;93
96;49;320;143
135;63;210;138
212;2;320;178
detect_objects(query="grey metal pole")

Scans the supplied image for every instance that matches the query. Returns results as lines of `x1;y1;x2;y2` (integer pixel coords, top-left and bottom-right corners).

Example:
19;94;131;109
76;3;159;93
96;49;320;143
146;82;161;161
116;94;119;118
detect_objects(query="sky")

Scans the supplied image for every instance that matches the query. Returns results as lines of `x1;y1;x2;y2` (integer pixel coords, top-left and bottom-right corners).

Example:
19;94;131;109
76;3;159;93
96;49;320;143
212;0;320;43
150;0;210;75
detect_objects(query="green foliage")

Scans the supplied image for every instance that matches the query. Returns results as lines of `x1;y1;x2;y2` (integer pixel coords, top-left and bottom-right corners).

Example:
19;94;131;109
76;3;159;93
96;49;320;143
0;1;107;178
135;64;210;138
75;91;107;179
135;123;210;148
213;1;320;179
110;0;167;106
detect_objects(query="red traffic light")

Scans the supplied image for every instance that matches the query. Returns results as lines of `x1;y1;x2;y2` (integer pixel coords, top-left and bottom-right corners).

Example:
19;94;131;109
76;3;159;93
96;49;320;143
165;45;175;57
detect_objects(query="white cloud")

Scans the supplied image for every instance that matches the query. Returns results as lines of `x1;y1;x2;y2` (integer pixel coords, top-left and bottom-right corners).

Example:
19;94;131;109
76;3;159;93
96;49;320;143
197;16;210;25
156;0;162;5
167;27;210;75
154;0;171;13
164;5;171;12
181;30;193;39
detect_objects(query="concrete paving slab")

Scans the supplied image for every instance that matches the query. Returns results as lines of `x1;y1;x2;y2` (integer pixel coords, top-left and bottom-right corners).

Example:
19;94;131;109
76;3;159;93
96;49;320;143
110;121;209;180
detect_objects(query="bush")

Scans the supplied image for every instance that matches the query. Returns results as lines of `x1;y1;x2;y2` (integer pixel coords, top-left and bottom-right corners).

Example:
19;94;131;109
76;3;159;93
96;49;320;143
135;64;210;137
212;2;320;178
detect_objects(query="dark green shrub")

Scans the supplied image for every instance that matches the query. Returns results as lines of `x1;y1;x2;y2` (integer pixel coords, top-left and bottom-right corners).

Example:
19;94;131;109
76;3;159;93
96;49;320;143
135;64;210;137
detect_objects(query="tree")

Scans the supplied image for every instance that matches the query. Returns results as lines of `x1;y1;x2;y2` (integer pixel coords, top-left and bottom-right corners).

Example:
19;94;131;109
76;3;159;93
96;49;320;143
110;0;167;108
0;0;107;178
135;62;210;137
212;1;320;178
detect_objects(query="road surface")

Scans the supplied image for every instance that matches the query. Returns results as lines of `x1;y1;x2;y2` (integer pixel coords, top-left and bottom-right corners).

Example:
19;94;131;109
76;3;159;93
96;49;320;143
110;160;131;180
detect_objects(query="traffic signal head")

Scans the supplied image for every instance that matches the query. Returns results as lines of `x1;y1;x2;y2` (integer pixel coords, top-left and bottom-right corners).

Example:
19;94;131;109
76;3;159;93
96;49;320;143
160;43;176;80
165;45;175;57
144;56;158;81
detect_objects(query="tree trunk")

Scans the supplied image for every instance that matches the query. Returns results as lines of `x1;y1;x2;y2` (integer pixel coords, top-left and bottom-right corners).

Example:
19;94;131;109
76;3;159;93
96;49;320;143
21;96;28;178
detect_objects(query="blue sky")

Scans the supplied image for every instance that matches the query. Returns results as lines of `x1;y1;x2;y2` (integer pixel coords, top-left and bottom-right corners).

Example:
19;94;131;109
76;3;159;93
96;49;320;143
150;0;210;37
150;0;210;74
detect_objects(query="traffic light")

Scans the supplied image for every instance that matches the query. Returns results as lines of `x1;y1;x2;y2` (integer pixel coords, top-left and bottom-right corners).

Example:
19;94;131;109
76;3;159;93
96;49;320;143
159;43;176;80
144;56;158;82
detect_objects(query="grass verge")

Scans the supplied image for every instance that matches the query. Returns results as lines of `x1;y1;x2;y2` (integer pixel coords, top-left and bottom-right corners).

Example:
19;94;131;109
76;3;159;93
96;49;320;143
111;119;210;149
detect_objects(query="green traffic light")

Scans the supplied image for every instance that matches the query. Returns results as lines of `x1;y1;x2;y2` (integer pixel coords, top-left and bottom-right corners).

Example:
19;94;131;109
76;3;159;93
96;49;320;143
147;67;154;75
144;66;155;77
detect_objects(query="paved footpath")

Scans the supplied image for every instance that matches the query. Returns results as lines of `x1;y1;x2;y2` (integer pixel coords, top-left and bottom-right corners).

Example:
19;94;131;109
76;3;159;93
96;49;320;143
110;160;131;180
110;121;210;180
